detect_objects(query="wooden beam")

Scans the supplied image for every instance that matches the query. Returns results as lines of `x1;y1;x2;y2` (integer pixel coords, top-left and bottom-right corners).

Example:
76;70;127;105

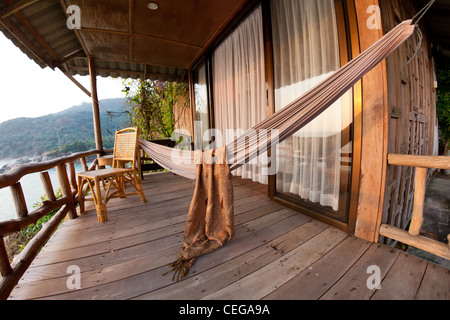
129;0;134;62
58;67;91;96
353;0;388;243
4;0;60;68
380;224;450;260
88;57;104;152
69;65;182;81
59;49;86;65
79;27;203;50
0;17;50;67
57;67;91;97
388;154;450;169
0;0;39;19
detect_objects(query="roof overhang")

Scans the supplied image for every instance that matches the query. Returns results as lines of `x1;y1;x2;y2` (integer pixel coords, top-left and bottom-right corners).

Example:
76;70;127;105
2;0;449;86
0;0;252;83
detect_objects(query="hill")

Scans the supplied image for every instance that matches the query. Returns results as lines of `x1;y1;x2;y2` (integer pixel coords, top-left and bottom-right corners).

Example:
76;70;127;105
0;98;131;160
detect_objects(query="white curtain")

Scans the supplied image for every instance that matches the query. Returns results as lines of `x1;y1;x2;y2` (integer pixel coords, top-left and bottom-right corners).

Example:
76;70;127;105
212;5;267;184
271;0;352;211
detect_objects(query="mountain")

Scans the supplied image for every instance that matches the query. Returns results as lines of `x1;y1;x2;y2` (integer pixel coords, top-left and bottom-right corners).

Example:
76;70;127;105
0;98;131;160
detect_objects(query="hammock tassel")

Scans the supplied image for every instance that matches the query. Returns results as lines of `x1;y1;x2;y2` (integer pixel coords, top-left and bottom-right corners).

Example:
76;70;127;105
163;256;196;282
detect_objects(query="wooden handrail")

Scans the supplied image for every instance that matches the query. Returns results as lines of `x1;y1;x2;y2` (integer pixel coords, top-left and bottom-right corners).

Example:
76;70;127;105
0;149;102;189
381;154;450;260
387;154;450;169
0;149;102;299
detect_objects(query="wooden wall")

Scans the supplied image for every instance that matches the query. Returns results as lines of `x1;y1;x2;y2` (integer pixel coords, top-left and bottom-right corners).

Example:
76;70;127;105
378;0;437;245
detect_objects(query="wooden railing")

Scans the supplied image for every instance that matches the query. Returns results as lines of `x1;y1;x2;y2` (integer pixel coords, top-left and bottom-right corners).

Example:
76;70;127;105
0;150;102;299
380;154;450;260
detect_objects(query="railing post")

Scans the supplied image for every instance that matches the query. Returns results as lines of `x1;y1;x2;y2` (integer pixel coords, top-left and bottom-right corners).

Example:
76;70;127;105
40;172;56;201
9;182;28;218
56;164;77;220
0;237;12;276
408;167;428;236
80;157;88;172
67;162;78;194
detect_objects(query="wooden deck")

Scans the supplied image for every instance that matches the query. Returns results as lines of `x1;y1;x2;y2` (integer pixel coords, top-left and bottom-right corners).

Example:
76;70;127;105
9;172;449;300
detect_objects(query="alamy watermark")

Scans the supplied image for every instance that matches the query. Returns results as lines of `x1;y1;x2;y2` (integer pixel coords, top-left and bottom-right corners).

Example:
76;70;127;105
367;5;382;30
66;265;81;290
66;5;81;30
366;265;382;290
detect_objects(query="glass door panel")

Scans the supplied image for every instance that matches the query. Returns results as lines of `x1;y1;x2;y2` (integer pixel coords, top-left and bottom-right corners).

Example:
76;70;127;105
271;0;353;222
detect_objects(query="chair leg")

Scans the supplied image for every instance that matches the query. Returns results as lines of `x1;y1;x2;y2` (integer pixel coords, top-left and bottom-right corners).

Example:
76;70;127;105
77;175;85;215
133;172;147;203
94;177;108;222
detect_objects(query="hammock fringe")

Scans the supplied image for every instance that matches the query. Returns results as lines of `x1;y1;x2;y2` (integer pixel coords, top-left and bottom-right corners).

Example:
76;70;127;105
163;256;196;282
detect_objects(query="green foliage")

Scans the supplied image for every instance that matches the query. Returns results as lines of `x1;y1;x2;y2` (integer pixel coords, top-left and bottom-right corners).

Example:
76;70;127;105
123;80;189;140
436;62;450;153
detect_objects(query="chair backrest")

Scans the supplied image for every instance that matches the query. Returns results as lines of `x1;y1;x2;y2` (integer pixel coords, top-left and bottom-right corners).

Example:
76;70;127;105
112;128;139;169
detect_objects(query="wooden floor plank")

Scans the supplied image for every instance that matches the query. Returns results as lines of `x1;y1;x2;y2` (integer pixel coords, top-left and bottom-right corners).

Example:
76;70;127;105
202;227;348;300
8;172;449;300
28;210;311;300
319;244;400;300
415;263;450;300
134;219;328;300
371;252;428;300
263;236;372;300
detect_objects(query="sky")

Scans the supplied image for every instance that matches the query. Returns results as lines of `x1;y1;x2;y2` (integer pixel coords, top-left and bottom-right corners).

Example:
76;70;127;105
0;33;126;124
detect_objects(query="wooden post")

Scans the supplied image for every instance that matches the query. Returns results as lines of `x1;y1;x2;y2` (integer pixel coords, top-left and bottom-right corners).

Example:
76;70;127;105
56;164;77;220
0;237;12;276
88;56;103;152
40;172;56;201
80;157;88;172
67;162;78;194
409;167;428;236
9;182;28;218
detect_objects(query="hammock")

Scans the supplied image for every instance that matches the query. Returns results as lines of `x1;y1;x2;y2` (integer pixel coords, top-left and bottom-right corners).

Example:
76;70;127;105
138;20;416;280
140;19;415;177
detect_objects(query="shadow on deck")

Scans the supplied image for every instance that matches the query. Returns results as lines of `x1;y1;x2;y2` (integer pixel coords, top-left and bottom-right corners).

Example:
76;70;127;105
9;172;449;300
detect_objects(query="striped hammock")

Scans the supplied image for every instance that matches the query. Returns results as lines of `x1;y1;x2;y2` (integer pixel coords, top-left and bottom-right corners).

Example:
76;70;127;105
139;20;416;281
139;20;415;177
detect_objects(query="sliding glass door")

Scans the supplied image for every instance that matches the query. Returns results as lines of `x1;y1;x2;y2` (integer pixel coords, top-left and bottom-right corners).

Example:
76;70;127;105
270;0;354;222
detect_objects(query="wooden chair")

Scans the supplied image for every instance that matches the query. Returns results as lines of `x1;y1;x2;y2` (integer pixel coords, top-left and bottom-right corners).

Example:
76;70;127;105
77;128;147;222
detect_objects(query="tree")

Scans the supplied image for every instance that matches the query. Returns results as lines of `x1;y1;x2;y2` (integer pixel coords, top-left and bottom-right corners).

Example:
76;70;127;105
123;79;189;140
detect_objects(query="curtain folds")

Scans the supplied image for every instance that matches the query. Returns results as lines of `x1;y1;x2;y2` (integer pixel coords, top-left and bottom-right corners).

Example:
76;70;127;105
212;5;268;184
271;0;351;211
